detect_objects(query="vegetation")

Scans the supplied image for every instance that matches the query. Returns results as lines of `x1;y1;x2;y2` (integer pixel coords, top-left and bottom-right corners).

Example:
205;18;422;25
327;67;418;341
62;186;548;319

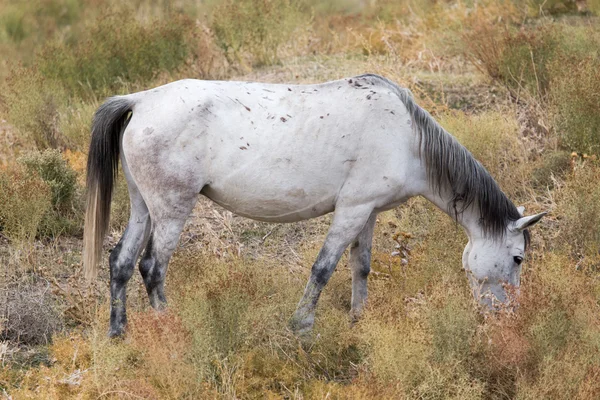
1;0;600;398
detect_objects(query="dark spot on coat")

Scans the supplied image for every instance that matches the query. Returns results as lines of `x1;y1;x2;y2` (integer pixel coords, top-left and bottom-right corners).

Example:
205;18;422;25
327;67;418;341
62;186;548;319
320;116;324;119
383;176;388;180
280;117;287;122
367;94;372;100
288;87;292;91
234;98;251;112
390;110;395;115
239;146;247;150
143;127;154;135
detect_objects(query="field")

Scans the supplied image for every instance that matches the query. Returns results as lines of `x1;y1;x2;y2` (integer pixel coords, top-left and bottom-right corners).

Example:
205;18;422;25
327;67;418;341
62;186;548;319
1;0;600;398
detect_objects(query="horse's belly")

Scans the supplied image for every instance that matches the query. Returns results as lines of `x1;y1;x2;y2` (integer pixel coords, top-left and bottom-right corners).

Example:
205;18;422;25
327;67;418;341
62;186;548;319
201;181;337;223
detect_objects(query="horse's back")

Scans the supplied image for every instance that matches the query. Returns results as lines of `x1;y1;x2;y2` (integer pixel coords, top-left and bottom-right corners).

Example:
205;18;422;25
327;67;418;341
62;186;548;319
121;77;416;222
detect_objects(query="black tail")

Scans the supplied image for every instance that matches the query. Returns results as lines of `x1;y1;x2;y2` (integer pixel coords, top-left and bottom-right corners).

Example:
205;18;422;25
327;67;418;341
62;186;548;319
84;97;134;280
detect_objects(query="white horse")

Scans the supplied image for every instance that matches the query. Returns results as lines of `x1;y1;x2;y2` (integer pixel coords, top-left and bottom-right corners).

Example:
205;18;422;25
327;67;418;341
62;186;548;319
83;74;545;337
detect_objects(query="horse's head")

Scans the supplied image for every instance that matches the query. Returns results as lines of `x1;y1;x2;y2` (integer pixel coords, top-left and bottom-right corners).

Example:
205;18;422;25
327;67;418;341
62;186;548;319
463;208;546;309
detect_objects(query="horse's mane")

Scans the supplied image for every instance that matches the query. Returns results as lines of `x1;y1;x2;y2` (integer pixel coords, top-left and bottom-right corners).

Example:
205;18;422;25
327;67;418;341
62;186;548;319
356;74;525;242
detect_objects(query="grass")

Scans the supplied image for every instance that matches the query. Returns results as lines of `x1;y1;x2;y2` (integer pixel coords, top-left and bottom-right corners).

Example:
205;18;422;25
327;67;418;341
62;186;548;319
1;0;600;398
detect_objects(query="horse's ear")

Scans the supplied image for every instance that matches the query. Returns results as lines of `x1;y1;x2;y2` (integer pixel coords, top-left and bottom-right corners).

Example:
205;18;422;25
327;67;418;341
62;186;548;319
515;212;547;231
517;206;525;216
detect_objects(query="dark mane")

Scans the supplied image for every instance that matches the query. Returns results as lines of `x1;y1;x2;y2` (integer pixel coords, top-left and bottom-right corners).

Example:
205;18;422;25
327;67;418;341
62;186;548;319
356;74;522;238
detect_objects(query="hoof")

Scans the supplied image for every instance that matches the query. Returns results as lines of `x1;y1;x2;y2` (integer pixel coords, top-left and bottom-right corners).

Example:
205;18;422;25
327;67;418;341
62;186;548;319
288;314;314;335
149;293;168;311
349;309;363;324
108;325;126;338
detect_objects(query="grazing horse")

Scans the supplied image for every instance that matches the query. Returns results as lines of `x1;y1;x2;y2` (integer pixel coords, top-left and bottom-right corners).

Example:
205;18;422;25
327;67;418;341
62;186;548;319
83;74;545;337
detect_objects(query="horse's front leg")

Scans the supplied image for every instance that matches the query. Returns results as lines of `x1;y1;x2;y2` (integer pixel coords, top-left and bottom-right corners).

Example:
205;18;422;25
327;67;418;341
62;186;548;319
290;205;374;334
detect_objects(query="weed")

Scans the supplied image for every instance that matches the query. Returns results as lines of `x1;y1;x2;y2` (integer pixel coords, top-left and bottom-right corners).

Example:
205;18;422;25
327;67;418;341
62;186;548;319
551;55;600;154
211;0;303;69
19;149;78;211
555;163;600;260
3;67;68;149
531;150;571;189
18;149;83;237
40;13;191;98
0;166;51;243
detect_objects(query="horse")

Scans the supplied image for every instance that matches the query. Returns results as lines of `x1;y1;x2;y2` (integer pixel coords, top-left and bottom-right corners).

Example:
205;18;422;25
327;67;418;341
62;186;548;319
83;74;546;337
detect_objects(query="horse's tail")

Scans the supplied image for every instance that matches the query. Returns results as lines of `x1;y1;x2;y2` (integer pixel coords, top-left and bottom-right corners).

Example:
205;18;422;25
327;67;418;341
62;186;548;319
84;96;135;281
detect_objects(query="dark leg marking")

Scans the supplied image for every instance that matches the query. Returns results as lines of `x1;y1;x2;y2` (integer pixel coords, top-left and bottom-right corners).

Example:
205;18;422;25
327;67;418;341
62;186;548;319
290;205;374;334
349;214;376;321
108;219;150;337
139;236;167;309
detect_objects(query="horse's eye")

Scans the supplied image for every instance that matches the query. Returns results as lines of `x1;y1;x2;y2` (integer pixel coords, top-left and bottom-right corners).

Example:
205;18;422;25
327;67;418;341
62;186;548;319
513;256;523;265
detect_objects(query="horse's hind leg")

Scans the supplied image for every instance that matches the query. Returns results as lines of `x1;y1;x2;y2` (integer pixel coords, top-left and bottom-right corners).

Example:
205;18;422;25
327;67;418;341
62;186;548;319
349;213;376;321
139;191;199;310
290;204;374;333
109;160;151;337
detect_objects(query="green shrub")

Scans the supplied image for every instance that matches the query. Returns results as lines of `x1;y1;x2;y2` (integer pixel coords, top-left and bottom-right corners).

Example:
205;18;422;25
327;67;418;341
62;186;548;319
465;23;562;100
428;297;477;363
211;0;303;68
555;164;600;259
551;56;600;154
498;26;559;99
59;101;97;151
39;10;192;98
3;67;68;149
466;22;600;154
1;6;27;42
19;149;78;210
18;149;83;237
0;167;52;242
532;150;571;189
525;0;580;15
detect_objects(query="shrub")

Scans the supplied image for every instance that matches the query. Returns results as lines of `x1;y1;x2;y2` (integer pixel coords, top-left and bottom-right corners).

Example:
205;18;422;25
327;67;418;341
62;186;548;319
17;149;83;237
1;6;27;42
3;67;68;149
211;0;303;68
59;101;97;151
465;23;559;100
555;163;600;260
0;166;51;243
19;149;78;210
0;277;64;345
38;10;193;98
531;150;571;189
428;296;477;363
524;0;581;15
465;21;600;154
551;56;600;154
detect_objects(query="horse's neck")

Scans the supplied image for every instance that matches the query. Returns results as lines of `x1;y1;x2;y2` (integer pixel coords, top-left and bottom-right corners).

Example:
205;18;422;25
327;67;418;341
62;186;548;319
419;185;481;240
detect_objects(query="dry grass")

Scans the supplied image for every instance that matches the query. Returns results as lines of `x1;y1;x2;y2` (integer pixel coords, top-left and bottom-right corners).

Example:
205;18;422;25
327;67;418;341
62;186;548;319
1;0;600;398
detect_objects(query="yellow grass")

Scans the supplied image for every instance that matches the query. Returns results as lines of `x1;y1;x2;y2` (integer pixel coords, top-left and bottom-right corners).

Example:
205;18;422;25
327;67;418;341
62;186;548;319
1;0;600;398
